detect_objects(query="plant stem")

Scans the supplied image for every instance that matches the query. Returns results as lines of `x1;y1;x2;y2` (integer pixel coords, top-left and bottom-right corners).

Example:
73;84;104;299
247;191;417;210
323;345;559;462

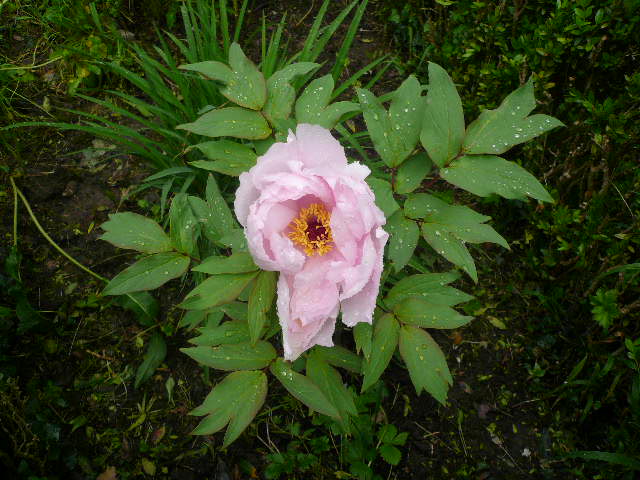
10;177;108;283
12;177;18;247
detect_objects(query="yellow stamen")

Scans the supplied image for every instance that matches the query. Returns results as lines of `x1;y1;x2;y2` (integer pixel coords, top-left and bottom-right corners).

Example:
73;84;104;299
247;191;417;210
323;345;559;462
288;203;334;256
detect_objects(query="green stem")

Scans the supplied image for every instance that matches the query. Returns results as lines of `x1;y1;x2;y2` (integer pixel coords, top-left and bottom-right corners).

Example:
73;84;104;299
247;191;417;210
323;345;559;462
12;177;18;247
10;177;108;284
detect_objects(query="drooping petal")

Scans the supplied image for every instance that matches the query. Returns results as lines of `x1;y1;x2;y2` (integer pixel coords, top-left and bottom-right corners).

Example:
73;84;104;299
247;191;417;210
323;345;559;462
340;227;388;327
278;273;338;360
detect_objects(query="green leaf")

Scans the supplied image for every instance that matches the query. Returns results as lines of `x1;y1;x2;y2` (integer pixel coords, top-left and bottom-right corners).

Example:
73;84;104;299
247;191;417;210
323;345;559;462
357;76;423;167
361;313;400;392
193;253;258;275
421;224;477;282
177;107;272;140
562;451;640;470
353;322;372;360
181;341;276;371
189;321;250;346
103;252;190;296
179;310;208;330
379;444;402;466
315;345;362;374
170;193;199;256
135;332;167;388
441;155;553;202
217;228;248;251
180;272;258;310
307;352;357;423
205;174;238;233
462;77;564;155
377;424;398;443
190;370;267;447
405;193;508;281
99;212;171;253
399;325;452;404
181;43;266;110
385;211;419;272
192;140;257;176
394;152;432;194
393;297;473;329
248;271;277;344
218;302;249;322
385;272;471;308
116;291;159;327
295;74;360;129
264;62;319;124
270;358;340;419
420;62;465;167
366;177;399;218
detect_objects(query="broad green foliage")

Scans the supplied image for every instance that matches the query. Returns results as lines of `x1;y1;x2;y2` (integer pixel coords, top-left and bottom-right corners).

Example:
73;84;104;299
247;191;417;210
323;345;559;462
399;325;452;404
192;140;258;176
420;62;465;167
177;106;272;139
295;75;360;129
96;0;563;449
270;358;340;419
462;78;564;155
441;155;553;202
103;252;190;296
99;212;172;253
189;370;267;447
180;43;267;110
357;76;423;167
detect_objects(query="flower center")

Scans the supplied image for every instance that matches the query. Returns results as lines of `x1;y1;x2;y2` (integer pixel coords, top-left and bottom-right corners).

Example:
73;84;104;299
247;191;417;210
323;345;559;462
288;203;334;256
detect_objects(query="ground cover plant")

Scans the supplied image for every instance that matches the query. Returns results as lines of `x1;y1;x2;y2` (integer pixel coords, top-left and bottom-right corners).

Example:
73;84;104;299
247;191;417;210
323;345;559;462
1;0;639;479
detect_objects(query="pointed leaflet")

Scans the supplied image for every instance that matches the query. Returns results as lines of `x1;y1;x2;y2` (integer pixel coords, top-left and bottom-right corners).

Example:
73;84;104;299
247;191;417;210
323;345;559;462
263;62;319;123
270;358;340;419
393;298;473;329
189;321;250;346
314;345;362;374
361;313;400;392
135;332;167;388
103;252;190;296
366;177;399;218
177;107;272;140
248;271;277;344
353;322;372;360
385;210;419;272
385;272;472;308
399;325;452;404
440;155;553;202
192;140;257;176
295;74;360;129
307;352;357;423
100;212;171;253
462;77;563;155
180;43;266;110
179;272;258;310
420;62;465;168
394;152;432;194
357;76;424;167
404;193;508;281
181;341;276;371
193;252;258;275
190;370;267;447
170;193;199;257
205;174;236;231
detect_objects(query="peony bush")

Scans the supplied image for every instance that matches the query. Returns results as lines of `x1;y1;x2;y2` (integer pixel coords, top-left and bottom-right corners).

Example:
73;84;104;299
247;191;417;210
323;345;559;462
97;34;562;446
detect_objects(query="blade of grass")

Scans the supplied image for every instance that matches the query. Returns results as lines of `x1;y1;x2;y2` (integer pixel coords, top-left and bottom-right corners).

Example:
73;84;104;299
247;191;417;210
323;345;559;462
331;0;368;81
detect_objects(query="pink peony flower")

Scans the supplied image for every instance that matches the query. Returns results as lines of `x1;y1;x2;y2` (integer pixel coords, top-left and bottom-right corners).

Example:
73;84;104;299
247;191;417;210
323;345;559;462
234;124;388;360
